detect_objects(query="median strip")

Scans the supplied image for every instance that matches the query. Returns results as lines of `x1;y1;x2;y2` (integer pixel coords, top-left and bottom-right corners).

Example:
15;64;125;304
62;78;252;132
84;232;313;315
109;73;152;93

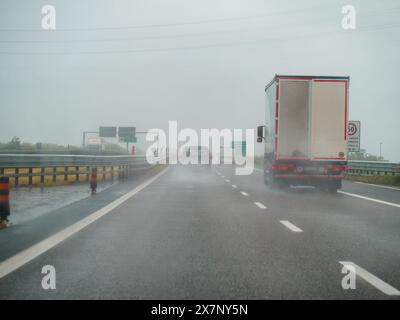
339;261;400;296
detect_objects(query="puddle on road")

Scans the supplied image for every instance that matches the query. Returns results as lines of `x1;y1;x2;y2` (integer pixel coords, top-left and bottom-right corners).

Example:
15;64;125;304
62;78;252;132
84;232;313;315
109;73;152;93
9;181;117;225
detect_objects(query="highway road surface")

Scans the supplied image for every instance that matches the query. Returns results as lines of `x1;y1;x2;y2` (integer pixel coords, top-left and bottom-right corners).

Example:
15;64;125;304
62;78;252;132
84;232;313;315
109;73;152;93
0;164;399;299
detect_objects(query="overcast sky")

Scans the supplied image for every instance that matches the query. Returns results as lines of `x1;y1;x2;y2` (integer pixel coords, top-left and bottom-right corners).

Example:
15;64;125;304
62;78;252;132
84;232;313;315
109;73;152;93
0;0;399;160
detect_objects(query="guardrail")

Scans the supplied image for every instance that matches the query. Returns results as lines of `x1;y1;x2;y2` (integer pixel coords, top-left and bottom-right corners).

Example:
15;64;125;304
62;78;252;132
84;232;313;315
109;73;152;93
347;160;400;176
0;149;127;156
0;154;154;187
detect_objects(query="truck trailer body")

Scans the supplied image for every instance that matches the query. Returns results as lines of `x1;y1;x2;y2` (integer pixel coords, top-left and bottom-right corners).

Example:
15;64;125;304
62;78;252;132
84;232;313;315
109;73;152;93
258;75;349;191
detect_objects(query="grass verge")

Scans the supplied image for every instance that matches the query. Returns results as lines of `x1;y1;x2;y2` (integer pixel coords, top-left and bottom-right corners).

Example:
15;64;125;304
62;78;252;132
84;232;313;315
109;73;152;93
345;174;400;187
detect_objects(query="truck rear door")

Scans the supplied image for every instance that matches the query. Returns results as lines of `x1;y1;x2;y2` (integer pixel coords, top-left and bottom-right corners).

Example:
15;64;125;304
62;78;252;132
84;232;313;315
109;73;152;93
277;79;310;160
309;80;348;161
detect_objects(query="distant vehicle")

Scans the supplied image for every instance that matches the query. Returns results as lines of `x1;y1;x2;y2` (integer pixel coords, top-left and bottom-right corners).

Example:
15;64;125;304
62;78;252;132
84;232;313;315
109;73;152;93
257;75;349;192
184;146;212;164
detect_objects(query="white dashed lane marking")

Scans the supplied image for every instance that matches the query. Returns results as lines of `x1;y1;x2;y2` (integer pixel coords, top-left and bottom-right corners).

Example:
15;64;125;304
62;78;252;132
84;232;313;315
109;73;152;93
280;220;303;233
240;191;249;196
232;185;237;188
254;202;267;209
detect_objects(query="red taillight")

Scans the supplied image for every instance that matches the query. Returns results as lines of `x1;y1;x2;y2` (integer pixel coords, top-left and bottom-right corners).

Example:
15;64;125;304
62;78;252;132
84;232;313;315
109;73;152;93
271;164;292;171
325;165;344;172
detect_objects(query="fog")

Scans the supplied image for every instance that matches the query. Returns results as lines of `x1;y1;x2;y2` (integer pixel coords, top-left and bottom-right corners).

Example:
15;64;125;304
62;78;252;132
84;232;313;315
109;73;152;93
0;0;399;160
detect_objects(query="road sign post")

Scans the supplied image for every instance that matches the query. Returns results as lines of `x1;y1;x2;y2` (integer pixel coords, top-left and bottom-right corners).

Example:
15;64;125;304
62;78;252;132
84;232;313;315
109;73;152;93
118;127;137;154
347;121;361;152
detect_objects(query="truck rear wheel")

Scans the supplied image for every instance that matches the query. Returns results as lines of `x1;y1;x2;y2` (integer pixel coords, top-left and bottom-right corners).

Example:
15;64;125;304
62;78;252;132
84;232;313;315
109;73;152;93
265;172;287;189
326;180;342;193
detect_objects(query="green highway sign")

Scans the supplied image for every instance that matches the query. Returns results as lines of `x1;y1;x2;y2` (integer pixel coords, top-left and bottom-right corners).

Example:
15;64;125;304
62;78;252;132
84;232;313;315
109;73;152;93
118;127;136;143
99;126;117;138
119;136;137;143
232;141;247;156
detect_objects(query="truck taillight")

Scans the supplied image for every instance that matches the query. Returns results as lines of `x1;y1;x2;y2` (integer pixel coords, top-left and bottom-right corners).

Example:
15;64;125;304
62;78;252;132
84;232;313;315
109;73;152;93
326;165;344;172
271;164;292;171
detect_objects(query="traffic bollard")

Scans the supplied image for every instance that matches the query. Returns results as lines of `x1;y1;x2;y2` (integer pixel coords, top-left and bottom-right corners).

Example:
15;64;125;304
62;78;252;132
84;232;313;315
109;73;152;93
90;167;97;195
0;176;10;228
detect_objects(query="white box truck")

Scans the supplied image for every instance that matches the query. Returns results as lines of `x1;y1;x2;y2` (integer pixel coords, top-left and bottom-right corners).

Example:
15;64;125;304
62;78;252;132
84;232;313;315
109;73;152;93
257;75;349;192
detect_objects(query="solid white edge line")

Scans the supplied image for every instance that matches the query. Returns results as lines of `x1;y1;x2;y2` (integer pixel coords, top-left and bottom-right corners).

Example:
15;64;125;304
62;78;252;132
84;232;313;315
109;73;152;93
338;190;400;208
254;202;267;209
353;181;400;191
280;220;303;233
0;166;170;279
339;261;400;296
240;191;249;196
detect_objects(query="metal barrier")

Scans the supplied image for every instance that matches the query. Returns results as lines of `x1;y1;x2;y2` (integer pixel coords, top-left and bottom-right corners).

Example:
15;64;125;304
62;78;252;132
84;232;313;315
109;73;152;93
0;154;146;167
0;154;153;187
347;160;400;176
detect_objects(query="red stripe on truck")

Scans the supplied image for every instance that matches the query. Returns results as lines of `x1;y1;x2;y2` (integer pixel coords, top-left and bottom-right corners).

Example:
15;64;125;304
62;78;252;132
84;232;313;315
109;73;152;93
314;157;346;160
275;174;344;180
276;82;280;100
314;80;346;82
275;80;280;154
277;157;309;161
278;76;313;81
344;82;348;140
